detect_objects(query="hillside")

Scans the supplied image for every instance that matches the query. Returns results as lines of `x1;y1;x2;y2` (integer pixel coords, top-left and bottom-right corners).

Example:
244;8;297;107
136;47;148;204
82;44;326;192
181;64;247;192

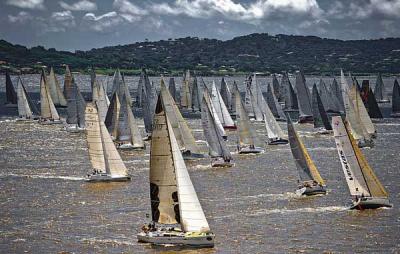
1;33;400;74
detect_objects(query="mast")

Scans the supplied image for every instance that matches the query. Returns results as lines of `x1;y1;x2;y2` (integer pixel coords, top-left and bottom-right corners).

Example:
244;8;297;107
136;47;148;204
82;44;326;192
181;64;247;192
5;71;17;104
287;115;325;185
332;116;388;198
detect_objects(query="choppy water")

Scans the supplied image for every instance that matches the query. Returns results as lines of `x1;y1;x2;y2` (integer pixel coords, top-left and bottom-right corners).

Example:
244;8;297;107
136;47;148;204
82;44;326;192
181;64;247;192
0;75;399;253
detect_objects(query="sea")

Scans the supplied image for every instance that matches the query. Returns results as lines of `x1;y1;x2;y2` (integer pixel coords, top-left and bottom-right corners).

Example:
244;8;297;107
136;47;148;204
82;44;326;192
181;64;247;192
0;74;399;253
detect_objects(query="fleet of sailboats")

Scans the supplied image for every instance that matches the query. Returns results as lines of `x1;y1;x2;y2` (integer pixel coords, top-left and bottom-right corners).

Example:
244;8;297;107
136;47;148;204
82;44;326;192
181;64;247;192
46;67;67;108
39;70;62;124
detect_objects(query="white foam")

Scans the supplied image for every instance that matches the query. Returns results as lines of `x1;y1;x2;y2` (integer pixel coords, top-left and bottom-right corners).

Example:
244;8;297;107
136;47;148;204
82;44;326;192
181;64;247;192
249;206;348;216
81;237;136;246
0;173;85;181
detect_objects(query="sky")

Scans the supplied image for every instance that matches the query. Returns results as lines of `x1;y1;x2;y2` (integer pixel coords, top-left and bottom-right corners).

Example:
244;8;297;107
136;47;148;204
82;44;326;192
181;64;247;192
1;0;400;51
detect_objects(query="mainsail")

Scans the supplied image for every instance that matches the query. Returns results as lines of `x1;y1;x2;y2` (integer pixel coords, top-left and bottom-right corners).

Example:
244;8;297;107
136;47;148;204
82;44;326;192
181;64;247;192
150;95;211;232
266;83;286;120
311;84;332;130
40;70;60;121
116;94;144;147
85;102;128;177
95;79;109;122
283;74;298;110
47;67;67;107
318;79;340;113
203;88;226;138
142;76;157;134
220;78;232;111
160;80;201;154
366;88;383;118
287;115;325;186
332;116;388;198
392;79;400;115
180;70;191;108
330;77;345;113
295;71;313;121
5;71;17;104
66;82;86;128
63;65;74;100
235;89;257;147
210;81;235;128
105;93;121;138
169;77;177;102
191;76;201;111
272;74;282;102
201;95;232;160
374;73;387;102
17;77;34;118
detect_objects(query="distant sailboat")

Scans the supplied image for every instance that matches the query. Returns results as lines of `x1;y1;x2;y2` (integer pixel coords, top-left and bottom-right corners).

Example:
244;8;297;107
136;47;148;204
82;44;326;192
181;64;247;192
5;71;17;107
47;67;67;107
160;79;204;159
391;79;400;117
210;81;236;129
85;102;131;182
235;89;264;154
114;94;145;150
295;71;313;123
330;77;345;113
180;70;191;108
93;79;110;122
271;74;282;102
90;67;96;95
169;77;177;102
365;88;383;119
340;70;374;148
245;85;262;121
282;73;298;111
39;70;62;124
65;81;86;132
230;81;239;115
137;94;214;247
220;78;232;112
332;116;392;209
142;76;157;136
374;73;389;103
311;84;332;133
265;83;286;121
136;69;146;107
203;88;227;140
318;79;341;114
191;76;201;111
105;92;121;138
287;115;326;196
17;77;38;120
201;93;233;167
63;65;74;100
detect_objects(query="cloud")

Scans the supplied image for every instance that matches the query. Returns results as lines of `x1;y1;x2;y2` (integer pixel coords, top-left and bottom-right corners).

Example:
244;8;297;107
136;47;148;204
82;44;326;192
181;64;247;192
83;11;125;32
150;0;324;21
41;10;76;32
59;0;97;11
6;0;45;10
113;0;148;15
346;0;400;20
8;11;33;23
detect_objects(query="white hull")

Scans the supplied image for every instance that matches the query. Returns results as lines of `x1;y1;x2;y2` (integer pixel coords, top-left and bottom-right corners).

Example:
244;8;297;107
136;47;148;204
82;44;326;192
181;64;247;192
137;231;214;248
85;172;131;182
390;112;400;118
238;146;264;154
267;138;288;145
350;197;392;210
296;184;327;196
4;103;18;108
64;125;85;133
211;158;234;168
117;142;145;150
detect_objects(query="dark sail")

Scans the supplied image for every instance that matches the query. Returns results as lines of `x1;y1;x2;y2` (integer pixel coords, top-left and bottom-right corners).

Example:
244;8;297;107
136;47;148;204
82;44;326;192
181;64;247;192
191;76;201;111
311;84;332;130
366;88;383;118
391;79;400;115
295;71;313;119
105;92;120;135
266;83;285;120
374;73;385;102
5;71;17;104
169;77;177;102
220;78;231;111
272;74;282;101
66;82;86;127
283;73;298;110
330;77;344;112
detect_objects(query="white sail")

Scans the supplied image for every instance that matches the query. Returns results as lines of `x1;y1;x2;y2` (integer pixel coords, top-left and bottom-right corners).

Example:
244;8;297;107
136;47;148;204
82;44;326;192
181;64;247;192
17;78;33;118
127;103;144;147
47;67;67;106
40;71;60;120
180;71;191;108
203;88;226;138
210;81;235;127
96;80;109;122
169;117;211;232
235;89;256;147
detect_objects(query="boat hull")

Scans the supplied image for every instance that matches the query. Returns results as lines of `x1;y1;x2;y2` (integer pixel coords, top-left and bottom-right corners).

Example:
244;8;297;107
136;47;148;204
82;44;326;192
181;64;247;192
390;112;400;118
267;138;288;145
350;197;392;210
223;125;237;130
64;125;85;133
376;99;390;103
117;143;145;150
297;115;314;124
357;139;374;148
211;159;234;168
238;146;264;154
296;185;327;196
4;103;18;108
137;231;214;248
182;150;206;160
85;173;131;182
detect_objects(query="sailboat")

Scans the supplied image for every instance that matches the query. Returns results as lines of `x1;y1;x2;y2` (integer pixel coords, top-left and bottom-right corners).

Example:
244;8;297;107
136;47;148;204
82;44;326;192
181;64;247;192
191;76;201;111
160;79;204;159
271;74;282;102
287;115;326;196
65;81;86;132
180;70;191;109
318;79;341;114
245;85;263;121
210;81;236;129
311;84;332;134
202;91;233;167
114;94;145;150
282;73;299;112
203;87;227;140
63;65;74;100
93;78;110;122
265;84;285;121
46;67;67;107
365;88;383;119
340;70;374;148
16;77;38;121
235;89;264;154
220;78;232;112
295;71;313;123
105;92;121;139
136;69;145;107
85;102;131;182
5;71;17;107
332;116;392;209
39;70;62;125
169;77;177;102
142;76;157;136
137;94;214;247
230;81;239;116
391;79;400;117
374;73;390;103
330;77;345;113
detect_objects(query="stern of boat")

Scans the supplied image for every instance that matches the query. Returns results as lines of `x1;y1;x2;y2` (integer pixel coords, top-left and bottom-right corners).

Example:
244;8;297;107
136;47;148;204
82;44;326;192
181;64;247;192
350;197;392;210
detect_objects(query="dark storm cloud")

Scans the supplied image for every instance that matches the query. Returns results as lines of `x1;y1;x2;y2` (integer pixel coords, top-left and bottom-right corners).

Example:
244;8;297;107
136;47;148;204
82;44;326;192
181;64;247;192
1;0;400;51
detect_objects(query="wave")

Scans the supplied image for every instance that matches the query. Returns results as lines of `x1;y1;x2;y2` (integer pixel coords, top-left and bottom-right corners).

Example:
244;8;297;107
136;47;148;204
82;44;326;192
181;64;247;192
81;237;136;246
249;206;348;216
195;140;208;144
0;173;85;181
124;159;149;164
192;164;212;170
